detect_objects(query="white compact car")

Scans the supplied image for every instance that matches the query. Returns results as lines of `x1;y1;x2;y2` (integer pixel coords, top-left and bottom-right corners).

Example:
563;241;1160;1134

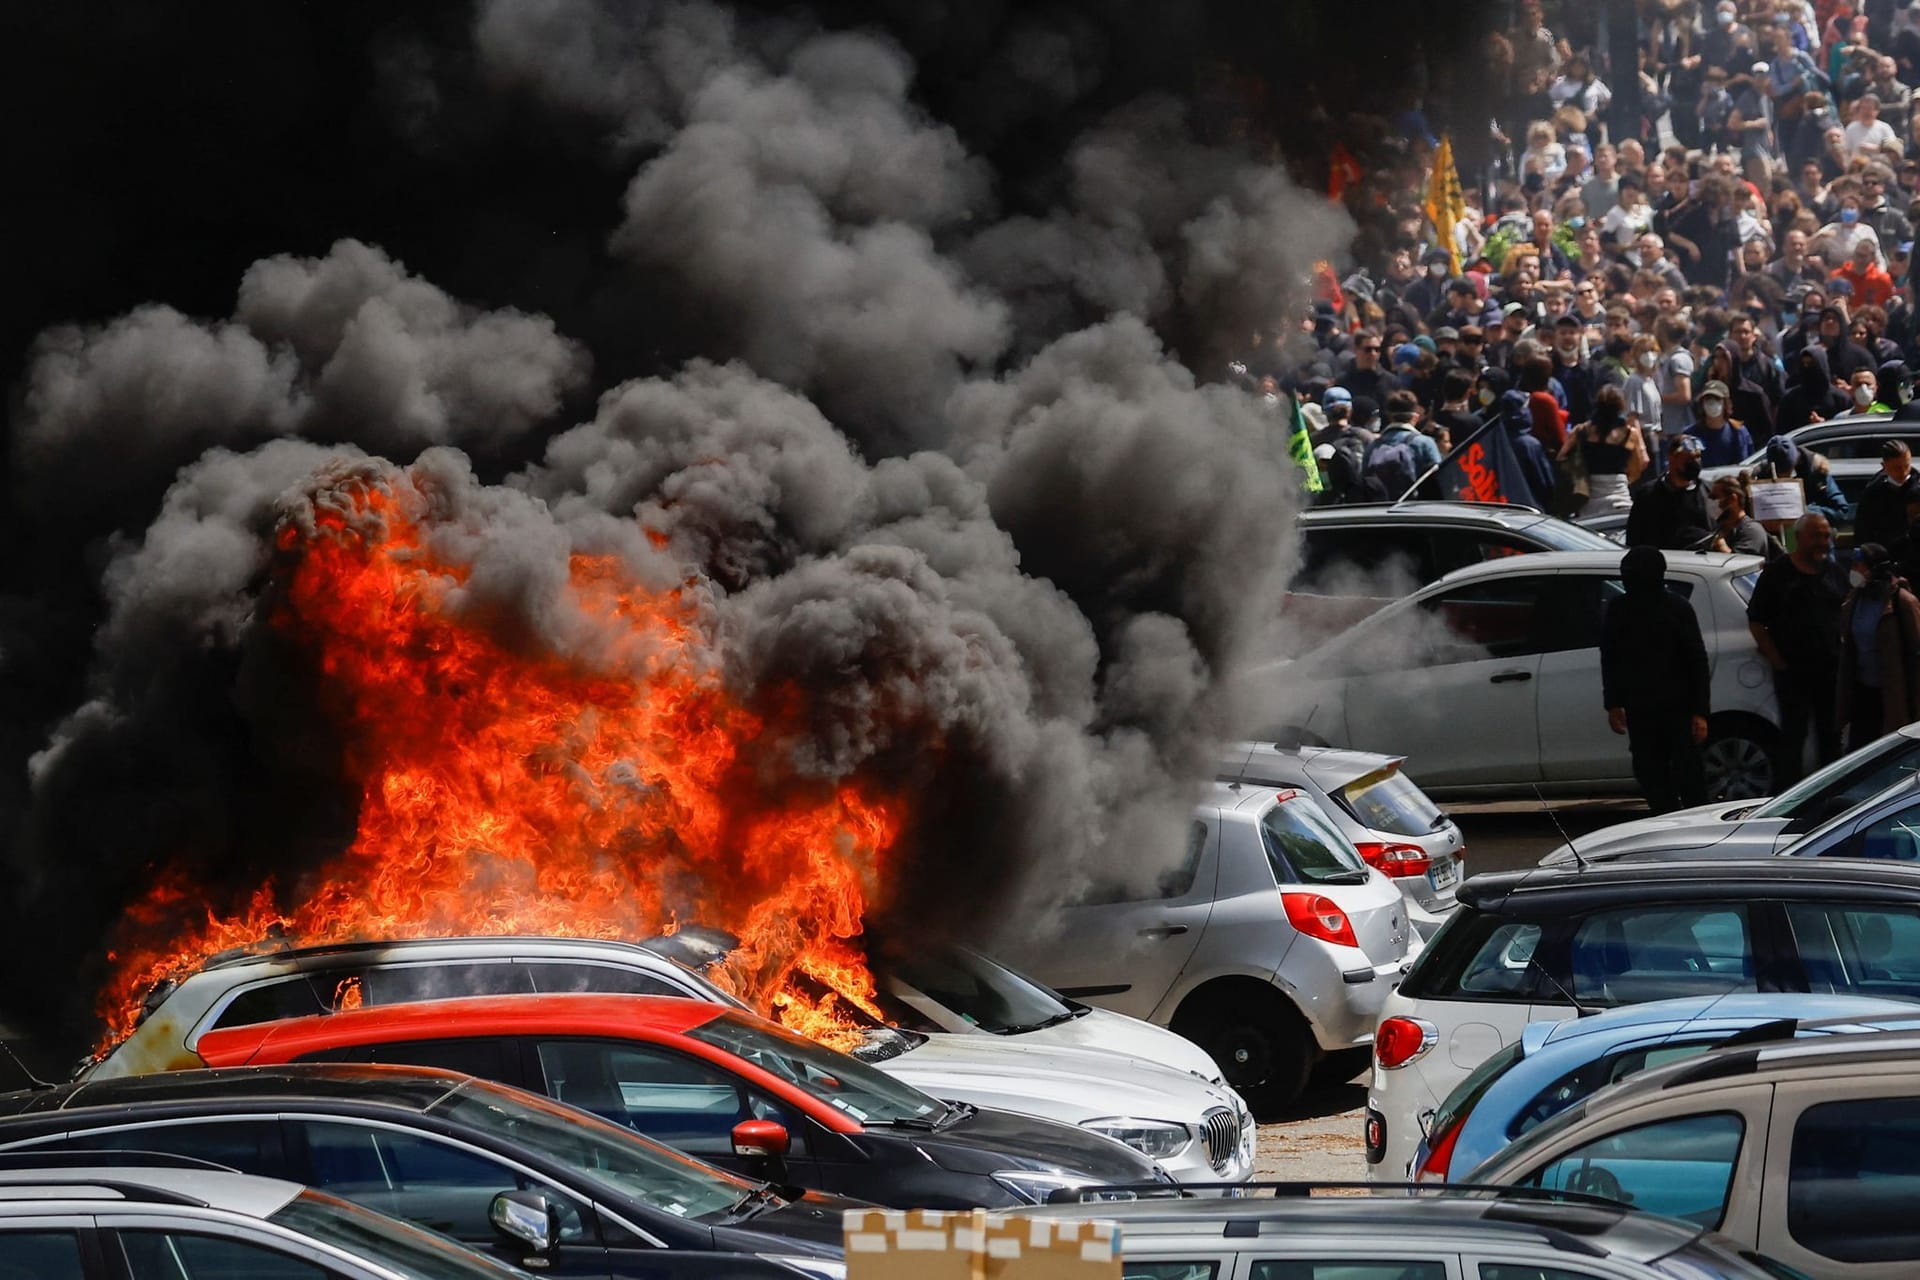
94;935;1253;1185
1005;782;1420;1113
1268;550;1781;800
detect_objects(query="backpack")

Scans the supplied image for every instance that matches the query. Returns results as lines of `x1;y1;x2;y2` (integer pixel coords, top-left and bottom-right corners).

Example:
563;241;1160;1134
1325;428;1371;499
1364;432;1421;502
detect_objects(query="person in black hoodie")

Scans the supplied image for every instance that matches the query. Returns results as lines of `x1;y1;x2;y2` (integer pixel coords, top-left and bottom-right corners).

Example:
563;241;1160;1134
1625;434;1714;549
1602;546;1711;813
1776;343;1851;435
1818;305;1876;382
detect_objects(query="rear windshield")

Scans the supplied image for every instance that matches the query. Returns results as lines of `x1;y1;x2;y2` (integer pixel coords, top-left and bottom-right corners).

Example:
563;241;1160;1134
1338;768;1446;839
1260;795;1371;886
1399;909;1542;1002
1509;1040;1723;1140
1518;517;1619;552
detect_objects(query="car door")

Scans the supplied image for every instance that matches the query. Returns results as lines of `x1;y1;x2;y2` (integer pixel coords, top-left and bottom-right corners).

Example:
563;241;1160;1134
1536;572;1702;786
0;1226;93;1280
1340;575;1549;788
1781;900;1920;999
1014;817;1219;1020
1759;1081;1920;1279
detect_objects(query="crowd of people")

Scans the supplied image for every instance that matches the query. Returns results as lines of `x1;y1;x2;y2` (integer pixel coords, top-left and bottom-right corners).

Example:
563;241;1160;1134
1253;0;1920;807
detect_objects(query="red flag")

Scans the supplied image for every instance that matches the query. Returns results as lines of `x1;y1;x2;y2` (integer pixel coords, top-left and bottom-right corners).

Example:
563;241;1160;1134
1327;143;1364;202
1312;261;1345;316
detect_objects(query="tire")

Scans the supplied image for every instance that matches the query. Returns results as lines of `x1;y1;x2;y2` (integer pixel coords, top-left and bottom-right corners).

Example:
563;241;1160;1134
1173;990;1316;1120
1702;717;1779;801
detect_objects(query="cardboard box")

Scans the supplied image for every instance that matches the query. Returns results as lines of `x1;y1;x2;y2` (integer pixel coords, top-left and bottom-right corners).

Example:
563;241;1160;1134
845;1208;1121;1280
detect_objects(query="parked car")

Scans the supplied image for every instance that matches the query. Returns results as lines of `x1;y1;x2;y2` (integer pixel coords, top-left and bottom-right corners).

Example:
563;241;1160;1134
91;934;1246;1181
1217;741;1465;938
0;1163;532;1280
0;1064;855;1278
1467;1023;1920;1278
1025;1188;1794;1280
1365;858;1920;1184
1412;992;1920;1183
189;993;1181;1206
1285;501;1619;649
1540;723;1920;867
1268;550;1781;800
1005;781;1420;1114
1705;411;1914;519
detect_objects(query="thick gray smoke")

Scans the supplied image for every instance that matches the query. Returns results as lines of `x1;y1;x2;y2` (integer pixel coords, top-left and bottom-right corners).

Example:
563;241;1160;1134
6;0;1355;1049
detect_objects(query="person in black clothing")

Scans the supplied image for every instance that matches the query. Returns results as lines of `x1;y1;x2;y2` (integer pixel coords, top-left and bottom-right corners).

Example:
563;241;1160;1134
1625;434;1714;549
1338;329;1402;403
1818;305;1876;382
1776;343;1850;435
1854;439;1920;550
1601;546;1711;814
1747;513;1850;784
1548;314;1598;424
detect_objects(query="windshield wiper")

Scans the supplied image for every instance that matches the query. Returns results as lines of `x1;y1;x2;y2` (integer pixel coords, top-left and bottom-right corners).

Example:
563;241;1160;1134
721;1185;786;1220
1318;870;1371;884
933;1101;975;1131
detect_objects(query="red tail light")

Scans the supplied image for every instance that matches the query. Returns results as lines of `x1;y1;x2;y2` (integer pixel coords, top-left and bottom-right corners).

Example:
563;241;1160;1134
1373;1016;1438;1069
1353;841;1433;877
1416;1114;1462;1183
1281;892;1358;947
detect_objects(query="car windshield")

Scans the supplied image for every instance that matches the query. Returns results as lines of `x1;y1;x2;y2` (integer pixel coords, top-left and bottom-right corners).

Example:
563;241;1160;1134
429;1078;751;1220
1337;766;1446;839
1260;794;1371;885
1787;775;1920;852
271;1188;531;1278
885;948;1075;1034
690;1010;948;1125
1752;732;1920;820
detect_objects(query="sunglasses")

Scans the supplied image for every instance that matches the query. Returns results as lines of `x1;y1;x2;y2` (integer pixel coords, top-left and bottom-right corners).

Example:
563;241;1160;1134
1358;344;1381;353
1462;335;1485;344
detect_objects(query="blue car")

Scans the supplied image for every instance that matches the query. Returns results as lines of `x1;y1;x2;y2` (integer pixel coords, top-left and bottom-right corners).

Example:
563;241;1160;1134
1413;992;1920;1182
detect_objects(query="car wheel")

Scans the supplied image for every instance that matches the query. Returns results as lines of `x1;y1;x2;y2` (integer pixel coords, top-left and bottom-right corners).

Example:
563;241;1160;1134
1702;717;1778;800
1174;990;1315;1120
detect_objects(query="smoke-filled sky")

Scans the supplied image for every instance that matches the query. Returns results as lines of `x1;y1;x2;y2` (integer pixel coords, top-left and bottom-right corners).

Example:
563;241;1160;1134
2;0;1490;1061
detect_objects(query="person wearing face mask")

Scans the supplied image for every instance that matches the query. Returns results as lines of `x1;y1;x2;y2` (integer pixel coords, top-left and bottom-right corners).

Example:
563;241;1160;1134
1748;512;1850;783
1404;247;1453;319
1812;193;1885;269
1601;546;1713;815
1626;433;1714;550
1837;542;1920;749
1623;334;1666;466
1856;439;1920;551
1686;379;1755;466
1777;342;1852;433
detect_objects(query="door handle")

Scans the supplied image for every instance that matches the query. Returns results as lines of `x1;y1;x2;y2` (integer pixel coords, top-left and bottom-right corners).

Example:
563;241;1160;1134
1139;925;1189;939
1489;671;1533;684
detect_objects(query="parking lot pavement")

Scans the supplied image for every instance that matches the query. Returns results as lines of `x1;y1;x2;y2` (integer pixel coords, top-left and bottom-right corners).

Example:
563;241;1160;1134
1255;794;1650;1181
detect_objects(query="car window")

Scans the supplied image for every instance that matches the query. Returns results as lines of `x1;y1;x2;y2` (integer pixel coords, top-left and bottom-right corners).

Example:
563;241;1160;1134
1810;802;1920;861
525;961;686;997
1754;736;1920;824
0;1232;85;1280
1260;795;1371;886
1420;577;1553;660
1428;528;1535;575
1122;1265;1219;1280
1481;1267;1609;1280
534;1039;802;1158
1296;527;1435;594
1788;1096;1920;1263
210;978;334;1031
1407;918;1542;1002
49;1120;286;1178
1511;1042;1725;1139
298;1036;515;1081
1431;1040;1525;1140
1077;820;1208;905
688;1012;946;1125
1568;906;1755;1007
1784;902;1920;997
298;1121;586;1246
209;964;537;1033
1251;1263;1447;1280
1524;1111;1744;1227
1338;768;1445;840
1559;576;1695;655
116;1232;335;1280
1818;435;1880;460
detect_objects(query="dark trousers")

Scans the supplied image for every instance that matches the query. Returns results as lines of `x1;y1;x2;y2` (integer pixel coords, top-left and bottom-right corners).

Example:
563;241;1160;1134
1628;712;1708;815
1849;683;1886;752
1776;667;1842;784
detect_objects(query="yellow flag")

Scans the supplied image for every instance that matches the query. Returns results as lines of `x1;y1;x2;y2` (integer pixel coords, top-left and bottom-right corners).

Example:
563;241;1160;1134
1424;133;1466;275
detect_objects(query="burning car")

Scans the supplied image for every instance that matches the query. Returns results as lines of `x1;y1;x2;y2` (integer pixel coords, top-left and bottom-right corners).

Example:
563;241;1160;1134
88;933;1254;1185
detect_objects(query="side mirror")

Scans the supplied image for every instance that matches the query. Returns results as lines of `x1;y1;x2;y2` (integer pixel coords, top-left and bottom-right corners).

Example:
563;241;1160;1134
490;1190;560;1256
731;1118;790;1158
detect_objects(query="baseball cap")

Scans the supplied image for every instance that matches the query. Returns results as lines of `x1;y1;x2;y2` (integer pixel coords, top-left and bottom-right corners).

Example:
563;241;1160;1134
1669;434;1706;455
1502;301;1528;316
1701;379;1731;399
1323;386;1353;405
1392;342;1422;367
1435;325;1461;341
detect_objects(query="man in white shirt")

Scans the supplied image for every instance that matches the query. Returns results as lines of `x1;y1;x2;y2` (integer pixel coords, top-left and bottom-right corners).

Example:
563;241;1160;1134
1581;143;1622;221
1844;93;1898;160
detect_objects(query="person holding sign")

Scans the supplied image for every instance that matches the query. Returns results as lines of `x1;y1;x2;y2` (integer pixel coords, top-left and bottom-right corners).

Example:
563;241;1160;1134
1711;475;1780;558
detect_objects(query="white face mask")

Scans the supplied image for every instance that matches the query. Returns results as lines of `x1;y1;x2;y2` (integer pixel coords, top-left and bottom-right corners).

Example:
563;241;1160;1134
1429;262;1448;277
1856;384;1878;405
1638;351;1659;369
1851;569;1870;589
1702;397;1725;416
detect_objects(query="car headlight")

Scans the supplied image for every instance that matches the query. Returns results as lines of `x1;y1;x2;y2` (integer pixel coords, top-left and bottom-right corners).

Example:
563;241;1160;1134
1081;1117;1192;1159
991;1169;1101;1205
762;1257;847;1280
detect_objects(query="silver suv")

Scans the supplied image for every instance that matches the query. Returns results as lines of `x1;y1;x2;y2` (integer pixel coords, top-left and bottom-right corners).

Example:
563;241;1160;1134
1005;783;1421;1113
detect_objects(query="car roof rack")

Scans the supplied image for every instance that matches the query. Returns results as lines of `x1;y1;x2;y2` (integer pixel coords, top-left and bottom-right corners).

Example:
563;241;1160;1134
0;1150;239;1175
1044;1181;1624;1208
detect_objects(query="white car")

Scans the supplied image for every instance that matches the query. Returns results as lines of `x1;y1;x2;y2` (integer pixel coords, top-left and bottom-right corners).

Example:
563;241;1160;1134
94;935;1253;1185
1004;782;1420;1113
1267;550;1782;800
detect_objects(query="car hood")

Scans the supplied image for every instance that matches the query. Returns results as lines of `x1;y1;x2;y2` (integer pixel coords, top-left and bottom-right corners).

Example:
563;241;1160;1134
710;1189;866;1256
1009;1009;1223;1083
875;1035;1243;1128
865;1104;1165;1182
1538;803;1784;866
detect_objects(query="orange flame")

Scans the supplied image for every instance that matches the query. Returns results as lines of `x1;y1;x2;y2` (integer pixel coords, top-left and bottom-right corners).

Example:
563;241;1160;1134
98;465;898;1051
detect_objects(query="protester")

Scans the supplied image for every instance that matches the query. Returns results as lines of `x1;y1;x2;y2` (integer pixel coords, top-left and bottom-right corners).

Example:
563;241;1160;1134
1837;542;1920;748
1561;385;1649;519
1857;439;1920;550
1710;473;1777;557
1601;546;1712;814
1747;513;1849;783
1626;433;1713;549
1686;378;1754;464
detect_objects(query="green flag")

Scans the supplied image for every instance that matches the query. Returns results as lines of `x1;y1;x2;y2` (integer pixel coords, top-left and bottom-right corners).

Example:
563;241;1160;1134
1288;394;1324;494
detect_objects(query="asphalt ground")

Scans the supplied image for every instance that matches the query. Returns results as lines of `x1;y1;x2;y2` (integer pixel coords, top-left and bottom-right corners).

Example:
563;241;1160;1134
1254;795;1646;1182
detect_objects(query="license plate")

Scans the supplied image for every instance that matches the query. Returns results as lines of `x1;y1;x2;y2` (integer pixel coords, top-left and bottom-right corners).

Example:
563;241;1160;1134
1429;860;1458;892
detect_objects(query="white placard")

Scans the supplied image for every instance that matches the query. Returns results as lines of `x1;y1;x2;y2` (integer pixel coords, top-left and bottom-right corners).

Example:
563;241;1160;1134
1749;478;1806;523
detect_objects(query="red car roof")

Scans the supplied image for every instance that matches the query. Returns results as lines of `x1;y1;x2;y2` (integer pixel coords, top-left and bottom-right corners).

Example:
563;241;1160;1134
195;992;862;1133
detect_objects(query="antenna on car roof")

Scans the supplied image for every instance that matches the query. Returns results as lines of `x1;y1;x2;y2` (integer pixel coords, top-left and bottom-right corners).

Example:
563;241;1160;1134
0;1041;53;1092
1531;783;1589;872
1226;740;1257;791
